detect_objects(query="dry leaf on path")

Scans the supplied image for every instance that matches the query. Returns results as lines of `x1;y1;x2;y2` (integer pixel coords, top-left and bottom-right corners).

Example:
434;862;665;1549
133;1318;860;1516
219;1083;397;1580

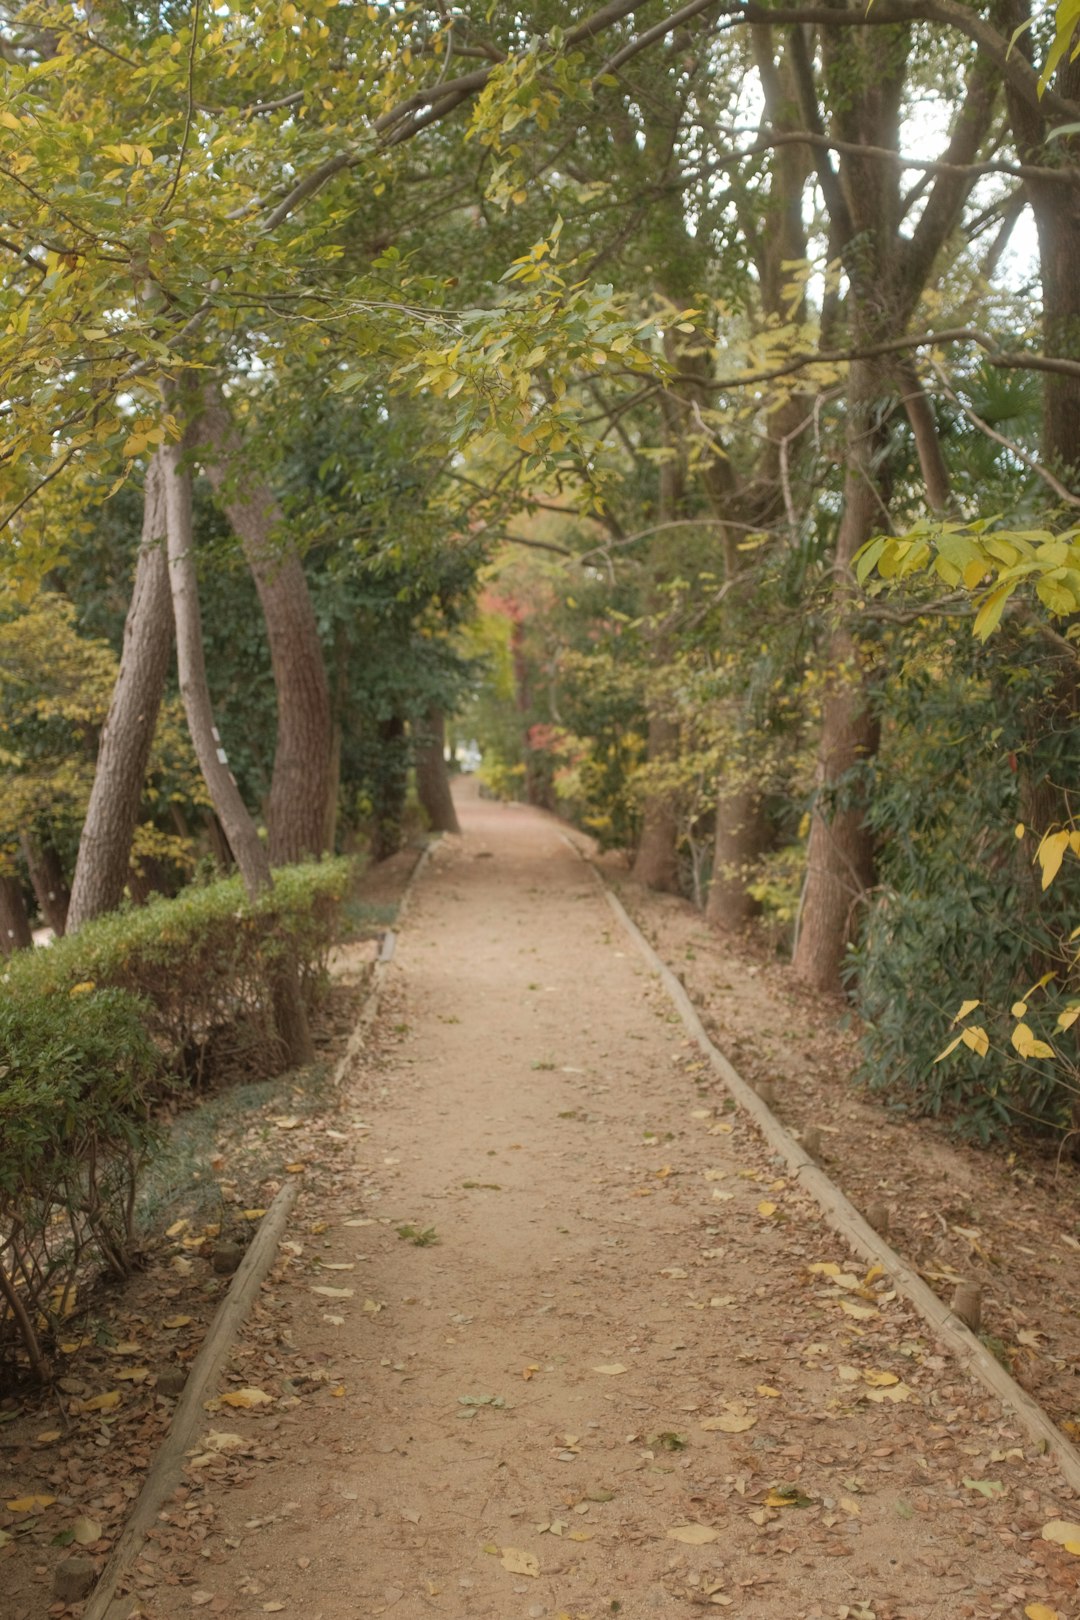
1025;1605;1061;1620
592;1363;628;1375
311;1286;354;1298
700;1410;757;1433
757;1201;777;1218
4;1494;56;1512
667;1523;720;1545
72;1516;102;1545
219;1387;272;1409
1041;1520;1080;1553
75;1390;121;1413
499;1547;539;1577
866;1383;913;1404
163;1315;192;1329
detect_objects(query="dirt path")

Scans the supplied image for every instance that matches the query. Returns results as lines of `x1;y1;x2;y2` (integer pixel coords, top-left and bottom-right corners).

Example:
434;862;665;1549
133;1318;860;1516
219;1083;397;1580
141;793;1079;1620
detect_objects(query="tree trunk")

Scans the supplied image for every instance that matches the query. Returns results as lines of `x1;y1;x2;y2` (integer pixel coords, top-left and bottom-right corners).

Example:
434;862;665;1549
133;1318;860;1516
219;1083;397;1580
67;454;174;933
0;873;33;954
792;360;882;992
414;708;460;834
19;830;69;935
190;382;332;866
632;709;682;893
162;439;314;1070
370;715;408;861
705;786;769;930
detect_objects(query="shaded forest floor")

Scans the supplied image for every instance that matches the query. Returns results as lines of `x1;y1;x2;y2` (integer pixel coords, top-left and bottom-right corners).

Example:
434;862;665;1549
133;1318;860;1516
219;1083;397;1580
2;794;1079;1619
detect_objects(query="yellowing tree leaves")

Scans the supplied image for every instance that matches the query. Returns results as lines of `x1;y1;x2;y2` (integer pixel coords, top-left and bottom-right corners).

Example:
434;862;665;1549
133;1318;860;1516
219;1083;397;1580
499;1546;539;1576
666;1522;720;1544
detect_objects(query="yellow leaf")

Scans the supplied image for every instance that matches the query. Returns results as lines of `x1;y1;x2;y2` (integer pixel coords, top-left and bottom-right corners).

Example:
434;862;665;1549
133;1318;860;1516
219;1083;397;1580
567;1530;593;1541
243;1208;267;1220
219;1387;272;1408
35;1431;61;1444
69;980;95;996
756;1385;781;1398
362;1298;384;1314
961;1025;989;1056
934;1033;963;1063
666;1523;720;1544
757;1201;777;1218
592;1363;628;1375
839;1496;861;1517
77;1390;121;1412
311;1286;354;1298
499;1546;539;1576
862;1370;899;1387
162;1315;192;1329
840;1301;878;1321
1025;1605;1060;1620
866;1382;914;1403
953;998;981;1022
166;1219;190;1237
273;1116;302;1130
700;1410;757;1433
1057;1005;1080;1031
1036;829;1070;889
1011;1023;1055;1060
72;1516;102;1545
1041;1519;1080;1554
285;1162;306;1174
4;1494;56;1512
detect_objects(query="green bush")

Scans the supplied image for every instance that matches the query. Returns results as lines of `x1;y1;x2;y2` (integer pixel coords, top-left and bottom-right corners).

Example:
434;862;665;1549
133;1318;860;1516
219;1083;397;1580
0;858;356;1379
0;986;162;1380
3;856;356;1082
849;629;1080;1141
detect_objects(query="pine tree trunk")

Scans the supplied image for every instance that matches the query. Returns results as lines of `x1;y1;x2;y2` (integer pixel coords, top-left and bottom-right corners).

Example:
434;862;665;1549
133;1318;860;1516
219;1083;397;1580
67;455;173;932
705;787;768;930
190;383;332;866
0;874;33;954
162;439;314;1070
415;709;460;834
19;831;69;935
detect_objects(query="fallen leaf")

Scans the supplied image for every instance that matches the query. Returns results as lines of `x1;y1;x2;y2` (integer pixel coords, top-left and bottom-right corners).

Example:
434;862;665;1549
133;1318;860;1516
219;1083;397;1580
263;1605;287;1613
667;1523;720;1545
866;1383;913;1404
756;1385;781;1398
1025;1605;1061;1620
75;1391;121;1413
190;1592;215;1607
219;1387;272;1409
757;1201;777;1218
499;1546;539;1577
862;1370;898;1387
311;1286;354;1298
35;1431;61;1444
0;1530;10;1548
273;1116;302;1129
839;1496;861;1517
285;1163;306;1174
200;1432;246;1453
840;1301;879;1321
362;1298;384;1314
316;1262;354;1271
243;1208;267;1220
592;1363;628;1376
72;1516;102;1545
163;1315;193;1329
567;1530;593;1542
4;1494;56;1512
1042;1516;1080;1555
700;1411;757;1434
115;1366;150;1382
964;1477;1005;1499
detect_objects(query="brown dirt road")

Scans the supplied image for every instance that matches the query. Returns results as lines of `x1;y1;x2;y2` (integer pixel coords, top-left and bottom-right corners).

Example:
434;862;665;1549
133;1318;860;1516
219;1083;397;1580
138;791;1080;1620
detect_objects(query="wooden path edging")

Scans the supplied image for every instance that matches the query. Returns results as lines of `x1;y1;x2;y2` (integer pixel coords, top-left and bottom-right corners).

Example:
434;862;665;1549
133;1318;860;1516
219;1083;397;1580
565;841;1080;1500
84;1179;300;1620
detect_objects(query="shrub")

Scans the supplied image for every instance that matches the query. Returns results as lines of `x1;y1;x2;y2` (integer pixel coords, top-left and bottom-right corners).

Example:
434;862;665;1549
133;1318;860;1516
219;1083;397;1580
3;856;356;1083
0;986;162;1380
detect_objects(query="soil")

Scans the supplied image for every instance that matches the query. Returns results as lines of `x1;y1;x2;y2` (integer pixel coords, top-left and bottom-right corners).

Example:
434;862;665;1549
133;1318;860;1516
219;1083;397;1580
3;788;1080;1620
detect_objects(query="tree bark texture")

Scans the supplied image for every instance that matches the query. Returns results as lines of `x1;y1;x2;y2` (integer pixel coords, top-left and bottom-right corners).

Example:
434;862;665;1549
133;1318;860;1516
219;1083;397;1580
189;383;332;865
370;715;408;862
162;439;314;1069
68;454;174;933
0;874;33;954
792;362;882;992
19;830;70;935
414;708;461;834
631;708;682;893
705;786;768;930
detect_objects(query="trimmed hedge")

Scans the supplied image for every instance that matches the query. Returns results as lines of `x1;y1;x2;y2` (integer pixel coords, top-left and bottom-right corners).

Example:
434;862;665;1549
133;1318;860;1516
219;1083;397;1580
0;857;356;1378
3;857;355;1081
